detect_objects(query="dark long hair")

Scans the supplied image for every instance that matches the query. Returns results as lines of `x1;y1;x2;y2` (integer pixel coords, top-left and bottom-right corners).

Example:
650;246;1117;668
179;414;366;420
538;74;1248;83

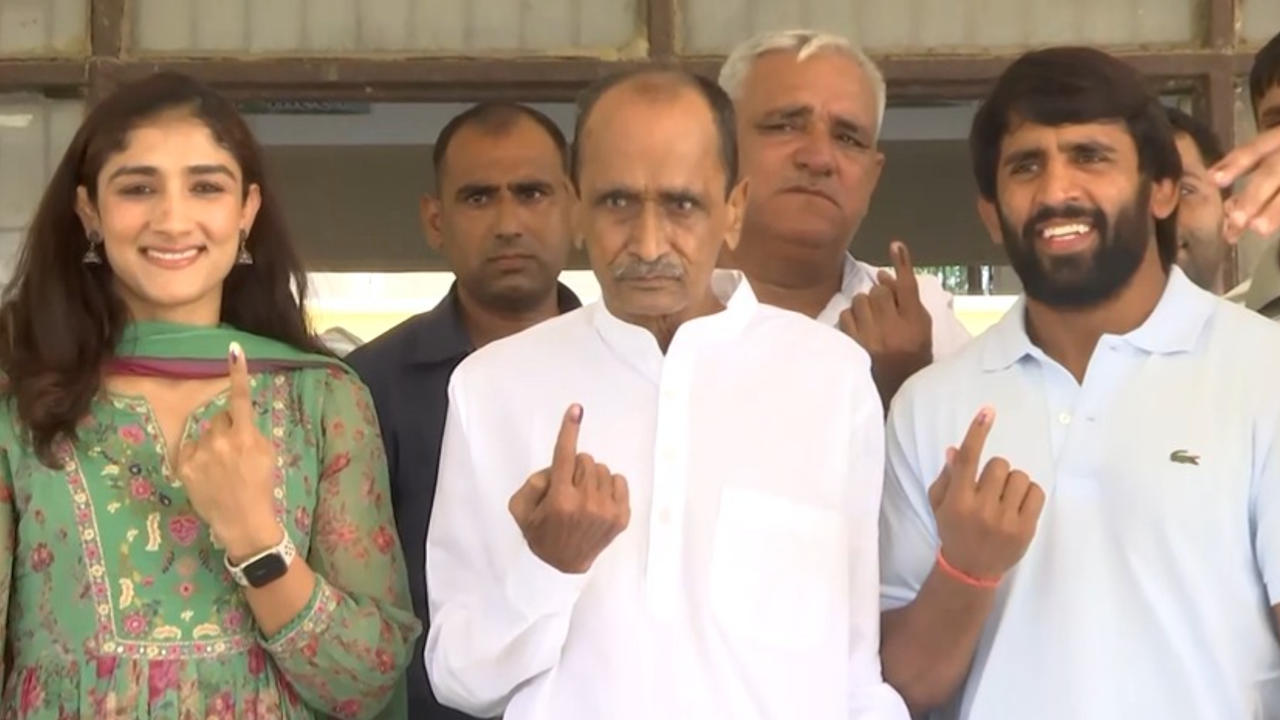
0;72;326;464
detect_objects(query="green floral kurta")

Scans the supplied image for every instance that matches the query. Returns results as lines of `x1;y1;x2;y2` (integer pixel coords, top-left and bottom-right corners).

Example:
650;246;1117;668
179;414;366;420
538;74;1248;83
0;366;420;719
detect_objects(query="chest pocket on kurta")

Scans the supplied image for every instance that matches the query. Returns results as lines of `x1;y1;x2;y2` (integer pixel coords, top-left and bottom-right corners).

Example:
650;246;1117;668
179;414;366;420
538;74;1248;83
708;486;844;652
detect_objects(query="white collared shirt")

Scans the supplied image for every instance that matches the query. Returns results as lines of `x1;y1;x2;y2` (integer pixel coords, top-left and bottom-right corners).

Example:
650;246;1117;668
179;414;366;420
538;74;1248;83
426;271;908;720
815;254;972;358
881;267;1280;719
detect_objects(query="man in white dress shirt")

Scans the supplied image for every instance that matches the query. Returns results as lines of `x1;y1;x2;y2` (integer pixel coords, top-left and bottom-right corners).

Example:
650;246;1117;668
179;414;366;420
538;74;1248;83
424;68;908;720
880;47;1280;719
717;30;971;404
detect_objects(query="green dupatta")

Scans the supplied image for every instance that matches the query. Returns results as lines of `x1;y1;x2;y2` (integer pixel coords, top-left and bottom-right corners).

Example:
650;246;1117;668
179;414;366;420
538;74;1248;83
108;322;343;378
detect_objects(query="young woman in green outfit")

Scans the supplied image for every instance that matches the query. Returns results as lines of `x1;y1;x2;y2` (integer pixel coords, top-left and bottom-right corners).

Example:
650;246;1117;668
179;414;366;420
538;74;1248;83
0;72;419;719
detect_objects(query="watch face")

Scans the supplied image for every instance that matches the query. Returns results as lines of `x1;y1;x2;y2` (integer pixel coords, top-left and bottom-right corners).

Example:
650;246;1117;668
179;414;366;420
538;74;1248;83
243;553;289;588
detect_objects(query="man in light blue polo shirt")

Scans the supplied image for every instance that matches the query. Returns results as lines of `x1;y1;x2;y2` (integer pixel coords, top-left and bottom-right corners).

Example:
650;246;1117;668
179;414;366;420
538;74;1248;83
879;46;1280;719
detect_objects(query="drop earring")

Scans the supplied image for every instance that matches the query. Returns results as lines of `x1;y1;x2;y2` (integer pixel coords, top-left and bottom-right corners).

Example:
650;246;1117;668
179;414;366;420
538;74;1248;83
236;229;253;265
82;231;103;265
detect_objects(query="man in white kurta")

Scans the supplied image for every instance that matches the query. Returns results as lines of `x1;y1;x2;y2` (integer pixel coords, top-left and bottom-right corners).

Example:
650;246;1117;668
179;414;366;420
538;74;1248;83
425;68;907;720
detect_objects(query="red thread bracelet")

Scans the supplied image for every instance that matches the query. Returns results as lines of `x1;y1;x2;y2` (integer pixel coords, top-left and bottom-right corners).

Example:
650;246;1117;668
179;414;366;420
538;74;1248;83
936;551;1001;590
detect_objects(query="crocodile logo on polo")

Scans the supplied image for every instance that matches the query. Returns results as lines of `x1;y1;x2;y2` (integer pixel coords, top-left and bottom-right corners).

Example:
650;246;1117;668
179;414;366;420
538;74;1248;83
1169;449;1200;466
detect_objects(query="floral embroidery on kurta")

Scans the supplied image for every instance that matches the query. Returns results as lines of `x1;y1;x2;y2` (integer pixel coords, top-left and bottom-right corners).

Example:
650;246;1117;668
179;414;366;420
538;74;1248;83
0;367;419;719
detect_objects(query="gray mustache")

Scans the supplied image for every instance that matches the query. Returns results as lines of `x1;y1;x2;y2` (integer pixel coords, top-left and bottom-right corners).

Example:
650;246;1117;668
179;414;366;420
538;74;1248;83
612;258;684;280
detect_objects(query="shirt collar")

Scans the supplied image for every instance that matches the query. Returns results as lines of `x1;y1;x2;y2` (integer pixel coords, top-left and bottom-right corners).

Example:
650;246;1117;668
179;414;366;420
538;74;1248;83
409;281;582;365
815;253;870;326
1123;266;1216;353
840;252;873;298
980;297;1034;371
589;270;758;381
980;267;1216;372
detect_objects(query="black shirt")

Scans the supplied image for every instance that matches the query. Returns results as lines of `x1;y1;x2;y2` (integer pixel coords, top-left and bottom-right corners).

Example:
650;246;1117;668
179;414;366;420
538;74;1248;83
346;282;581;719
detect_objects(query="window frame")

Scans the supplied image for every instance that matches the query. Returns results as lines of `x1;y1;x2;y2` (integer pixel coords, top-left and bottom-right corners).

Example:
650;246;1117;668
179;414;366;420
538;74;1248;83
0;0;1258;286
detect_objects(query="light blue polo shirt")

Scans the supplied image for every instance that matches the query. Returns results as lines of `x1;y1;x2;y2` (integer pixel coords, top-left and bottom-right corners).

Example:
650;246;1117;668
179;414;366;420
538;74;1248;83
881;268;1280;719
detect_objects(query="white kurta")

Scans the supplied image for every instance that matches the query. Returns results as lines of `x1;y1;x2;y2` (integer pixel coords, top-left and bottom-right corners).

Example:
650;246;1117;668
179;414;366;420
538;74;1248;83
426;271;908;720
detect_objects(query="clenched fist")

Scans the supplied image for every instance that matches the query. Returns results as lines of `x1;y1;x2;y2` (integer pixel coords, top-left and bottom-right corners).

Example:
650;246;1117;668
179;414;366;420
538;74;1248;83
508;404;630;574
928;406;1044;582
839;241;933;405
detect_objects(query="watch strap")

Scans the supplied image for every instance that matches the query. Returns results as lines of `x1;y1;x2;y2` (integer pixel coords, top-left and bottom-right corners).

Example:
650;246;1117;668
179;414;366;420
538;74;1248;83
224;528;296;587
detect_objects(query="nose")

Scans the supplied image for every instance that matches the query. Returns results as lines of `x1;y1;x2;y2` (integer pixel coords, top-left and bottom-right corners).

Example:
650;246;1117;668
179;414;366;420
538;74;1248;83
792;127;836;178
491;195;523;243
150;188;196;236
628;201;668;262
1036;154;1085;209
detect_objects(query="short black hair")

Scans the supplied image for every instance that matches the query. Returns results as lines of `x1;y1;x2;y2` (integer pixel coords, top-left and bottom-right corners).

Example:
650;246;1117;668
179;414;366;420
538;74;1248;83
970;46;1182;268
432;102;568;182
1164;107;1224;167
1165;107;1231;199
570;68;738;196
1249;30;1280;127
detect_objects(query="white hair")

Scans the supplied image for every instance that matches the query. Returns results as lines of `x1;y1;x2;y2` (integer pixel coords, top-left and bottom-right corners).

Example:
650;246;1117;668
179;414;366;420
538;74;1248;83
718;29;887;141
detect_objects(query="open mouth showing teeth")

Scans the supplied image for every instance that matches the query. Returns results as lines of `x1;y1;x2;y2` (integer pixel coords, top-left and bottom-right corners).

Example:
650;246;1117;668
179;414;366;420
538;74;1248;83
1041;223;1092;240
143;248;201;261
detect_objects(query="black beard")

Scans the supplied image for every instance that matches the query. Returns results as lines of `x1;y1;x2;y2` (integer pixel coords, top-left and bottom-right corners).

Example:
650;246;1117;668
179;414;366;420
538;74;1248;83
999;185;1151;308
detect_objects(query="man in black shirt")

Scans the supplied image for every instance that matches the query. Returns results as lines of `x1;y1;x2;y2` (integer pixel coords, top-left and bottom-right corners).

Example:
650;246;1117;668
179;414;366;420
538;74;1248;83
347;102;580;719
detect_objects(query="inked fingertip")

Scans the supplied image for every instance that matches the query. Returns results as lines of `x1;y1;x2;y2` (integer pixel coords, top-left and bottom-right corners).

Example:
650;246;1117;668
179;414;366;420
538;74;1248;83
977;405;995;425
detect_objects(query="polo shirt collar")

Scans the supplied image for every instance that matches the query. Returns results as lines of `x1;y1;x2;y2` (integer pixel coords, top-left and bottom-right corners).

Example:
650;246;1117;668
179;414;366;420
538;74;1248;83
980;267;1215;372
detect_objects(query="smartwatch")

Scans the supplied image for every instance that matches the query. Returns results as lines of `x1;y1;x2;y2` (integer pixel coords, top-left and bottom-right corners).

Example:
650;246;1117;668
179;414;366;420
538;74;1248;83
224;529;296;588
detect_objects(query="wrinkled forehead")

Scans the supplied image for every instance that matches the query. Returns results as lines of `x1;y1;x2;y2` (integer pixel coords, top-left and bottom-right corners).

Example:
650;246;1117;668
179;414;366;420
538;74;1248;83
739;50;878;125
579;90;726;192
